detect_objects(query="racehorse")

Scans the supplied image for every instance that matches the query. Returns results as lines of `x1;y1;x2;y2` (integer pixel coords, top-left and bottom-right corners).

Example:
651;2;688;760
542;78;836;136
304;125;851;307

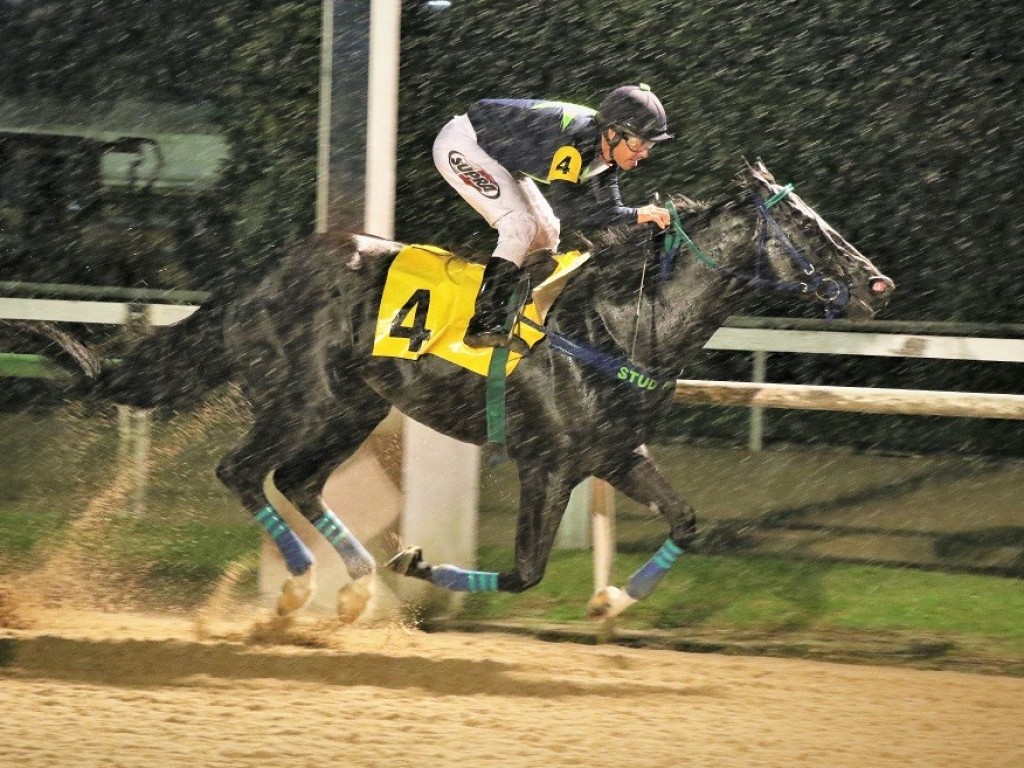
29;160;893;622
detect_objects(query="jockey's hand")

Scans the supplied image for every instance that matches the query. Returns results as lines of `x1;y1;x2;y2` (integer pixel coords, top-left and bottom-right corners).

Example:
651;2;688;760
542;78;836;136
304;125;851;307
636;204;670;230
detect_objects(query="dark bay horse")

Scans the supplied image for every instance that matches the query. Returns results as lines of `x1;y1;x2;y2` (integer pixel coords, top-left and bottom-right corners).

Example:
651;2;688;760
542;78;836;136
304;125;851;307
42;161;893;622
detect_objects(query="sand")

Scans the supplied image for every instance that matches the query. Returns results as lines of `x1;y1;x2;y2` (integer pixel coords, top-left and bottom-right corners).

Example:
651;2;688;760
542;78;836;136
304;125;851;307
2;605;1022;768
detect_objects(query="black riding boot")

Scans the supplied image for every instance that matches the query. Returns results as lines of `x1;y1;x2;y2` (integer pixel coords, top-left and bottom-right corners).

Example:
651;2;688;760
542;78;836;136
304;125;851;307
464;258;527;349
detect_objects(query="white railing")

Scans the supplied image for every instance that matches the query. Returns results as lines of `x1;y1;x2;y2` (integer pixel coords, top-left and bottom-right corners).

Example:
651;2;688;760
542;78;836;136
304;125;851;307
693;316;1024;451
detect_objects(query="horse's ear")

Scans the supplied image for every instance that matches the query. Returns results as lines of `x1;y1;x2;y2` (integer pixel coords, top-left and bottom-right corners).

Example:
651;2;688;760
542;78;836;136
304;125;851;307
750;157;775;184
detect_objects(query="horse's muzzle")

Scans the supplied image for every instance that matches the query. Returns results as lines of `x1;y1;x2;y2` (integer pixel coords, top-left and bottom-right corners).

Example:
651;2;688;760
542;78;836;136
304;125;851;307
869;275;895;294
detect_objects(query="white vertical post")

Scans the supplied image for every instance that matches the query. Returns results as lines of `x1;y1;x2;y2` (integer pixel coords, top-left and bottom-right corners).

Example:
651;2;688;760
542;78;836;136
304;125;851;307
315;0;334;235
116;405;151;517
590;479;616;592
749;350;767;452
400;421;480;615
364;0;400;238
260;0;411;616
131;409;151;517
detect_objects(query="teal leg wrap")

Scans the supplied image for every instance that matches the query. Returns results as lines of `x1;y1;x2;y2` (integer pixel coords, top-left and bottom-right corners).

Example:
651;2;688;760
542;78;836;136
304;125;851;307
625;539;684;600
313;504;375;579
254;505;313;576
431;565;500;592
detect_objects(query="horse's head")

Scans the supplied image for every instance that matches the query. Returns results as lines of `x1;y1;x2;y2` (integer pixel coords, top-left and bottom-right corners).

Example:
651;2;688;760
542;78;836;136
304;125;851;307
736;159;894;320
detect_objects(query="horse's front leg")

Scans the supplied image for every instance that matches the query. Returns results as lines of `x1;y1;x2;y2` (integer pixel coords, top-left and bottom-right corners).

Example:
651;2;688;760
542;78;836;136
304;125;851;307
386;460;574;595
590;446;697;619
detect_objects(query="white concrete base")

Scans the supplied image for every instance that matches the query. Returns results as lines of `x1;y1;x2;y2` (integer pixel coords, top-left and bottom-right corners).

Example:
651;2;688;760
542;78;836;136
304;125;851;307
398;419;480;618
556;478;593;550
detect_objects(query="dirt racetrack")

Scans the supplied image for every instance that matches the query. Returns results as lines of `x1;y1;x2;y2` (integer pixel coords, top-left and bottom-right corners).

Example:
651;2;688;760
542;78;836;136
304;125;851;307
2;607;1022;768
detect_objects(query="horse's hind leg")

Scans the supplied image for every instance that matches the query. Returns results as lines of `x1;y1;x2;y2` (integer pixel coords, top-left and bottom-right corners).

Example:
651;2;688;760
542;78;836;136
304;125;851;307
590;446;698;619
216;411;324;615
270;398;392;622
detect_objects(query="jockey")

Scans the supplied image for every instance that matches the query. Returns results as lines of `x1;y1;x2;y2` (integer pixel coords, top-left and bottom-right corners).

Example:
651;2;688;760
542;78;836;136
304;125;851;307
433;83;673;349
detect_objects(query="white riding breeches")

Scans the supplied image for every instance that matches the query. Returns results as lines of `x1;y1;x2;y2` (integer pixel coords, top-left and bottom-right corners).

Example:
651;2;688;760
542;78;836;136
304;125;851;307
433;114;560;266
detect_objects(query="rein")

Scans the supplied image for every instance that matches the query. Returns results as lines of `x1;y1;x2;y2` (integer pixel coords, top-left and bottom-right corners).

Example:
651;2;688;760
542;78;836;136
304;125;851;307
518;314;677;392
485;313;675;449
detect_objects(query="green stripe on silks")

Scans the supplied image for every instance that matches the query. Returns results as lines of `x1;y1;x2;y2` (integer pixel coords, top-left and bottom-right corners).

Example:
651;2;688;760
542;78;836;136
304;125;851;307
485;345;511;445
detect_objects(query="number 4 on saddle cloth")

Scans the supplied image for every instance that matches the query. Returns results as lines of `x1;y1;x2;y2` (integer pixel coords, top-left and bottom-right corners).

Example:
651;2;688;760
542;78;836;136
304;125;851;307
373;244;590;376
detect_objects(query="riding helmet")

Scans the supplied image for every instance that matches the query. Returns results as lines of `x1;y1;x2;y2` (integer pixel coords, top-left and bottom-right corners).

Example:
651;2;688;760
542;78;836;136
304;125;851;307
596;83;672;142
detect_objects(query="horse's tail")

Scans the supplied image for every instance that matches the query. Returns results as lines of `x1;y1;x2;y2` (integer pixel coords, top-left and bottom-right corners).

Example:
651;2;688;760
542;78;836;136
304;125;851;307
0;320;104;407
86;298;234;409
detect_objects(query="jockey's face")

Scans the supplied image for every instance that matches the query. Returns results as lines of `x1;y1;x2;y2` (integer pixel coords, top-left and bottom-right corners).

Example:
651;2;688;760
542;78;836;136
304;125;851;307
602;129;652;171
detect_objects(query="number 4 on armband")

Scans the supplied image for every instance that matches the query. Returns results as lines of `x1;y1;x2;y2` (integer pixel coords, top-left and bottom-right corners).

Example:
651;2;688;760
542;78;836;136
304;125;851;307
389;288;432;353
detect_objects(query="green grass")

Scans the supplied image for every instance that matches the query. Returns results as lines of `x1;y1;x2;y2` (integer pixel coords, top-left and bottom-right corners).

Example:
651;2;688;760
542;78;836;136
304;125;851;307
107;516;261;579
0;507;72;559
823;566;1024;638
462;547;1024;656
0;353;63;379
104;516;261;605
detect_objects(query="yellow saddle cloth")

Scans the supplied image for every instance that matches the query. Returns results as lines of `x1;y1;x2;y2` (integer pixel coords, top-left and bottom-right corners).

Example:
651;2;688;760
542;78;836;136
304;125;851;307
372;244;589;377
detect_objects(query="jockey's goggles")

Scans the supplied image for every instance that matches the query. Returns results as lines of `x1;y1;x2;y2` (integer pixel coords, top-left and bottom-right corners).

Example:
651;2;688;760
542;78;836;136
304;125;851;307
619;130;656;153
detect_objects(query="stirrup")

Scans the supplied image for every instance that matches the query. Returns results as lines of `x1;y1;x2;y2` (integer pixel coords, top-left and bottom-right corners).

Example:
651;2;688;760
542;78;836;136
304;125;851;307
465;329;530;356
463;322;509;349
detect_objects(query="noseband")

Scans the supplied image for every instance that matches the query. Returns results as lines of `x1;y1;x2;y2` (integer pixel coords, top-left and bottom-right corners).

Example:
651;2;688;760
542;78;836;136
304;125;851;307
662;186;851;319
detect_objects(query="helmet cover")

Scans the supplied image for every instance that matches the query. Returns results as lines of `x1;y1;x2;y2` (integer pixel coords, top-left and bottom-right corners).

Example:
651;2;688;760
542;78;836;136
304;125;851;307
597;83;672;142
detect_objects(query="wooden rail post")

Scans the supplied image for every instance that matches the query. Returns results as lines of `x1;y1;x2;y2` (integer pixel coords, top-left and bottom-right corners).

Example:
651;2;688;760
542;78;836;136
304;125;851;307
749;350;767;452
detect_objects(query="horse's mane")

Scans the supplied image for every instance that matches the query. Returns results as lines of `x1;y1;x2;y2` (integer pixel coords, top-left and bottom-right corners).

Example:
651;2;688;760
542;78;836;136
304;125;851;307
572;217;663;257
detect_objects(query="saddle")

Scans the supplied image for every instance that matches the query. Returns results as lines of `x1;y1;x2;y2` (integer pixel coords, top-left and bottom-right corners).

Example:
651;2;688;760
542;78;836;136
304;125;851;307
372;244;589;377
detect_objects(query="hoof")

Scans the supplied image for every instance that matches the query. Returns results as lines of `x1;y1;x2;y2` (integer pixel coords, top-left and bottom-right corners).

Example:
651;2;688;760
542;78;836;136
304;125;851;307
385;545;424;576
337;573;375;624
276;567;316;616
587;586;637;620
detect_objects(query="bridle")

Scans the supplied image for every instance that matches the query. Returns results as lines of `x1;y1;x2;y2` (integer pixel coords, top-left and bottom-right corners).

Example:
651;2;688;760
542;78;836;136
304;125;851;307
660;184;852;319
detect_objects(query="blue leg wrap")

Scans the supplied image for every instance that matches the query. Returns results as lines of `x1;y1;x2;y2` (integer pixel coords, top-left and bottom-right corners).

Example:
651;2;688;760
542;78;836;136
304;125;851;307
313;506;375;579
626;539;684;600
254;505;313;576
430;565;500;593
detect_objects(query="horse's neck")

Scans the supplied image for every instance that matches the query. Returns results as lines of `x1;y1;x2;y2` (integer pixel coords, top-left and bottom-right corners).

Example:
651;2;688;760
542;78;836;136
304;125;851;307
570;207;751;375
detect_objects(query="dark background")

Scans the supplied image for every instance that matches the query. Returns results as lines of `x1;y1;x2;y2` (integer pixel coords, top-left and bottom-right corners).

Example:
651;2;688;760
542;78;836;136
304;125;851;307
1;0;1022;453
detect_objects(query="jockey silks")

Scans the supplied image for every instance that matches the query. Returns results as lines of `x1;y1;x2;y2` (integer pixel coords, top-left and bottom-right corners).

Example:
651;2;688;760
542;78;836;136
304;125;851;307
459;99;641;233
